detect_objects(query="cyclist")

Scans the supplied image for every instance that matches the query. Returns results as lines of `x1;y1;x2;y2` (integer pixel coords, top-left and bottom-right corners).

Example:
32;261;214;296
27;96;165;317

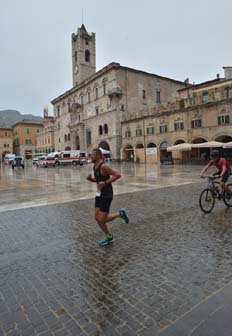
200;150;232;199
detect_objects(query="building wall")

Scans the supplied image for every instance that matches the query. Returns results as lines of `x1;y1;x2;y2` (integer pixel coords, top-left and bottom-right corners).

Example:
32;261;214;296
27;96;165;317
36;119;55;153
53;66;186;159
122;95;232;162
0;128;13;158
13;123;44;156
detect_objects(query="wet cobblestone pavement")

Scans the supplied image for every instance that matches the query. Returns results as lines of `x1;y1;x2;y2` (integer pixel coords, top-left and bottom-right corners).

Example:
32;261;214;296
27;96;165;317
1;181;232;335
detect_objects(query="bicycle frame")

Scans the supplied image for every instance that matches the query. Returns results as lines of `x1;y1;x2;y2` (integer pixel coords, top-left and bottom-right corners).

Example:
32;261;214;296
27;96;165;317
205;176;222;199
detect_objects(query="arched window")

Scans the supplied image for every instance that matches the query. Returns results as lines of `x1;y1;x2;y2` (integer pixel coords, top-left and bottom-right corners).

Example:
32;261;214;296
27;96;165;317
102;78;108;96
85;50;90;62
64;134;67;142
104;124;108;134
68;133;70;141
99;125;103;135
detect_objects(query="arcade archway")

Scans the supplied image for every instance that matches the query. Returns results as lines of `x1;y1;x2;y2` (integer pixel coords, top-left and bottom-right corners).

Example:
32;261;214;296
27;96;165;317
98;141;110;151
123;144;134;161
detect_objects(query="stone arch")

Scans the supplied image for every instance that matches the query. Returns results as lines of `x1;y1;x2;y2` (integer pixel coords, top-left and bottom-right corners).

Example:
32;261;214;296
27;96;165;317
102;77;108;83
159;140;170;149
174;138;186;145
147;142;156;148
213;134;232;143
191;137;208;144
104;124;108;134
65;146;71;150
136;143;144;149
85;50;90;62
159;140;171;161
99;125;103;135
93;82;99;88
123;144;134;161
98;141;110;151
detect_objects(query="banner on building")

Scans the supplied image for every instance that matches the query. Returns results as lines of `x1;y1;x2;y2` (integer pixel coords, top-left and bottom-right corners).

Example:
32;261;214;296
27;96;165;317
146;147;157;155
43;106;49;119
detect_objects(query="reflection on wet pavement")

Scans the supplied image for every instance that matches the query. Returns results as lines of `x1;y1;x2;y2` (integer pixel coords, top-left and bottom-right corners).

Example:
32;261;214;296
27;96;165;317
1;182;232;335
0;163;201;211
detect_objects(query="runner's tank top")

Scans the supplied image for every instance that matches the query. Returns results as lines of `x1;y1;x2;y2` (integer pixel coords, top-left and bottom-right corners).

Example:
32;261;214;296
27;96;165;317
93;162;113;197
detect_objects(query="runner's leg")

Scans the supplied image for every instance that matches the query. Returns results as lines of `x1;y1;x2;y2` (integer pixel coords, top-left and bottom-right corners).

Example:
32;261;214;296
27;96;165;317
95;208;111;236
106;212;120;222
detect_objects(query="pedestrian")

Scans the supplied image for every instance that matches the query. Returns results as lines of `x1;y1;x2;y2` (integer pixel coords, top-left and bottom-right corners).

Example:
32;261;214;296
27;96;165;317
87;148;129;246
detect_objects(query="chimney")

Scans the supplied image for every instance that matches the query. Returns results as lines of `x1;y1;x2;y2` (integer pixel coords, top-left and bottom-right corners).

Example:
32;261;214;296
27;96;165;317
223;67;232;79
216;74;220;79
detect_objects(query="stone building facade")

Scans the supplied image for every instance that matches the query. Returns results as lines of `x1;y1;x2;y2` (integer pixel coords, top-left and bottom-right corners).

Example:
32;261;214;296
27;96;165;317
51;25;187;159
36;117;55;154
0;127;13;160
121;67;232;163
13;120;44;158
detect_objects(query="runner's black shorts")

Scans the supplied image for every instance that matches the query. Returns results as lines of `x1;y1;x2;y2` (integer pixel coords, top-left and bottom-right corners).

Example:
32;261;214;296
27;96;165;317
213;171;231;183
95;196;113;213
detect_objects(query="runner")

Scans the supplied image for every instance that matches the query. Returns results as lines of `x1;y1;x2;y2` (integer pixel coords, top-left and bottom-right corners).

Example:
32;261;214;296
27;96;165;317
200;150;232;199
87;148;129;246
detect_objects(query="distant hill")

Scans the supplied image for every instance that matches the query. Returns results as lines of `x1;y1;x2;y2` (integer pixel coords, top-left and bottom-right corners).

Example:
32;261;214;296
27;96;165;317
0;110;44;126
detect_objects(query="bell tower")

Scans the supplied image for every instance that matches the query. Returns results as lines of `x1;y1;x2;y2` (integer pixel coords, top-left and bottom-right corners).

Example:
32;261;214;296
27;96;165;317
72;24;96;87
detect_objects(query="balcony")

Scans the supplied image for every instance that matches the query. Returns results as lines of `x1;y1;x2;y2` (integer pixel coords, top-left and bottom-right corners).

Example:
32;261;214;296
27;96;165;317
108;87;123;98
70;103;82;112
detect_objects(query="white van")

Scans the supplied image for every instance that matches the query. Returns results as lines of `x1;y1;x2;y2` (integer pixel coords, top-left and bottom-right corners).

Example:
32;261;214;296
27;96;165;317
4;153;16;165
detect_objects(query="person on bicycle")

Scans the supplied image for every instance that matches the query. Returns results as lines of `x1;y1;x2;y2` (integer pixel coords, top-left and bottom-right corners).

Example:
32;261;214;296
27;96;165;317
200;150;232;199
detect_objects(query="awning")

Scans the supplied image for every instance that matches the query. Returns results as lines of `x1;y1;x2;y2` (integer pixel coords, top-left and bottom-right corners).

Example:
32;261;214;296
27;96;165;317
99;147;111;154
192;141;223;148
167;143;192;152
223;142;232;148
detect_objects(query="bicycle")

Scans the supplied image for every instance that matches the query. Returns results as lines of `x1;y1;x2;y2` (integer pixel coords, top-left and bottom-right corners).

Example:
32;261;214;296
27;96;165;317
199;175;232;213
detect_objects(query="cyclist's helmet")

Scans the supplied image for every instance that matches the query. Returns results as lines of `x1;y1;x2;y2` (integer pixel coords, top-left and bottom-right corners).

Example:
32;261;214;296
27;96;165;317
210;150;220;159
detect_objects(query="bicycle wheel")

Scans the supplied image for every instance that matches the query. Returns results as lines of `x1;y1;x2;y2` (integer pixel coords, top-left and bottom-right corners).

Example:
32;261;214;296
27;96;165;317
223;183;232;207
199;188;215;213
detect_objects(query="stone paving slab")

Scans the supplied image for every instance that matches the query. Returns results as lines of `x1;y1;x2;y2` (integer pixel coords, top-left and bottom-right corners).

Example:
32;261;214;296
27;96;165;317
159;280;232;336
0;182;232;335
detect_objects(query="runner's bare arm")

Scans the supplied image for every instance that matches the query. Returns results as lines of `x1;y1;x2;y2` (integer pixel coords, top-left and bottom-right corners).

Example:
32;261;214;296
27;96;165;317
101;165;121;183
86;174;96;182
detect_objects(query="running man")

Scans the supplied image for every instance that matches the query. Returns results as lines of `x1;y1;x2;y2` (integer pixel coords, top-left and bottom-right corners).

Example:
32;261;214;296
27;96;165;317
200;150;232;199
87;148;129;246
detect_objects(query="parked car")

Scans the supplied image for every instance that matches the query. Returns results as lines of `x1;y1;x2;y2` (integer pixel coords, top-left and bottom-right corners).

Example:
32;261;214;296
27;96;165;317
160;155;173;164
12;156;24;169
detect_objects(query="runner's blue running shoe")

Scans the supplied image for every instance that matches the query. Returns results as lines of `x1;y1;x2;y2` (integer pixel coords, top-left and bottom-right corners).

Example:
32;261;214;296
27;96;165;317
99;235;114;246
119;208;129;224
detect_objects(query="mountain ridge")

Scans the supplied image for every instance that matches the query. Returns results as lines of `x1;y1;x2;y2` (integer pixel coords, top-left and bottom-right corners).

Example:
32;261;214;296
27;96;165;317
0;110;44;126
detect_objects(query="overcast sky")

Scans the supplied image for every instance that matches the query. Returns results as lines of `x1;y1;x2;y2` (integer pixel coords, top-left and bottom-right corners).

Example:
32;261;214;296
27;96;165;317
0;0;231;117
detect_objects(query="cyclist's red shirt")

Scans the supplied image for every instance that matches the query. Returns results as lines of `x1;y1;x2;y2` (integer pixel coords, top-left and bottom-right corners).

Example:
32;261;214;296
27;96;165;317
207;158;230;173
